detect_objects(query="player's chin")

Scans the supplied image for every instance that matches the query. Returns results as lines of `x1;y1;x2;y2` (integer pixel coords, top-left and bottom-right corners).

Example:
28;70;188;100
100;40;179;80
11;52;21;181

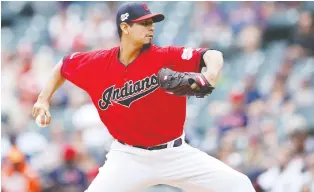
144;36;153;43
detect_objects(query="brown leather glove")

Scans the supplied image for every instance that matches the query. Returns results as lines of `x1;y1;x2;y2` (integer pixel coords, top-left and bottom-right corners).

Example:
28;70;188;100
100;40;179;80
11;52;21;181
157;68;214;98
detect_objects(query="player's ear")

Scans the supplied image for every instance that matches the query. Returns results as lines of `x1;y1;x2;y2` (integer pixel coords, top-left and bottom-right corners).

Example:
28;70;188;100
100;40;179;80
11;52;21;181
120;22;129;35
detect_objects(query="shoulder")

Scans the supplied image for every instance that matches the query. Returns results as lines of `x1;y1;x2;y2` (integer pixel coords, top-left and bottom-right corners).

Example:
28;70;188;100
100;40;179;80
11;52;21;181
92;46;119;60
147;44;180;54
149;44;174;51
151;45;199;56
65;46;119;62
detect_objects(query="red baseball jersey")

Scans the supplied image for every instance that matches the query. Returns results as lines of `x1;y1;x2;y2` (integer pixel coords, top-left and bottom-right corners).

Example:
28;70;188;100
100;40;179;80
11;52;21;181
61;44;208;147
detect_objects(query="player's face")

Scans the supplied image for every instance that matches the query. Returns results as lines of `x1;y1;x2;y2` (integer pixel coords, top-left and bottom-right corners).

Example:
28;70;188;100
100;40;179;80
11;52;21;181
129;19;155;44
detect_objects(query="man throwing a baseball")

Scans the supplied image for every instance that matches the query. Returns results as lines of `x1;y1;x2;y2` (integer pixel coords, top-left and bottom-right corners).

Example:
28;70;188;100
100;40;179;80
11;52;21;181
32;3;256;192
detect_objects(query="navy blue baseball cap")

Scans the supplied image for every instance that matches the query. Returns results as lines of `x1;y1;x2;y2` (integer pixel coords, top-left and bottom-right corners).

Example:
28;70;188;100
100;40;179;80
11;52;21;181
116;3;165;26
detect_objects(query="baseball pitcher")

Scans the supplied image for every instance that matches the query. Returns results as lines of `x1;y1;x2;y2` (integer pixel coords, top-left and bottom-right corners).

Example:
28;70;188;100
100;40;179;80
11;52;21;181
32;3;256;192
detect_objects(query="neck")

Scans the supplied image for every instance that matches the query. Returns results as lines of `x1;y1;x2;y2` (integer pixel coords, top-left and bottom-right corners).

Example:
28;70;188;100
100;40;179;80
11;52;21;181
119;39;143;66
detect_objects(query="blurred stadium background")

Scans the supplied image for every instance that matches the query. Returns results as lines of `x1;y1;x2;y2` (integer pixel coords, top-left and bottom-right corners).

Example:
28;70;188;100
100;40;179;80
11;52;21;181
1;1;314;192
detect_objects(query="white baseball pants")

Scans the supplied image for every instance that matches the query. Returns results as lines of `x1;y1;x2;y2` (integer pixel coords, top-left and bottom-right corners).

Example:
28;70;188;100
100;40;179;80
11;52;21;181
85;138;255;192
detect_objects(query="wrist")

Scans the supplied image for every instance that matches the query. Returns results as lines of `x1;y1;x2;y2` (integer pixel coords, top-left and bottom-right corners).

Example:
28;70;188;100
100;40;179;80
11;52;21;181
37;94;50;103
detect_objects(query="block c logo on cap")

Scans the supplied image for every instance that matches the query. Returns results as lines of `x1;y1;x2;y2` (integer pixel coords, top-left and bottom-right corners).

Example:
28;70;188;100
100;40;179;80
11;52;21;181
142;3;150;12
121;13;129;21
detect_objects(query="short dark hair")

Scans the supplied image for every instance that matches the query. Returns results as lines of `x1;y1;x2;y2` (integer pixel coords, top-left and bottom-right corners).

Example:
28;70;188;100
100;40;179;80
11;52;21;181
118;24;122;39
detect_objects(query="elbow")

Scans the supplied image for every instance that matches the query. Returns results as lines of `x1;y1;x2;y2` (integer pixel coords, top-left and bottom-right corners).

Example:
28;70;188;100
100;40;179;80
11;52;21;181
202;50;224;87
214;50;223;64
203;50;224;68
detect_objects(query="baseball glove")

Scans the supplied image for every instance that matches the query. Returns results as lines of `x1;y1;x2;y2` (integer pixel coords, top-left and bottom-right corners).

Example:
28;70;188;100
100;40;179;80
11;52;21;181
157;68;214;98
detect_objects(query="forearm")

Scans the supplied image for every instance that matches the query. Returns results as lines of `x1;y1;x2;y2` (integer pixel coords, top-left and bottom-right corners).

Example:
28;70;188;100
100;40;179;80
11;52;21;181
202;50;224;87
38;60;66;102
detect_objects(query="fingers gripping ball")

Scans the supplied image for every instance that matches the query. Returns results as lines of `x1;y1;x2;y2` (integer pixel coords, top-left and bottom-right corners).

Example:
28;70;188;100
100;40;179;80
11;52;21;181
157;68;215;98
36;114;48;127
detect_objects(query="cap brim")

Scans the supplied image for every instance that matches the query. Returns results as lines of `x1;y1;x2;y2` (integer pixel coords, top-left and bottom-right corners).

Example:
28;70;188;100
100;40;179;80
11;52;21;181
132;13;165;23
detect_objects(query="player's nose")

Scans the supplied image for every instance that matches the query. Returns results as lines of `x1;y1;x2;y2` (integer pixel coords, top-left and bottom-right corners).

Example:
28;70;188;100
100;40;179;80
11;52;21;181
148;24;154;31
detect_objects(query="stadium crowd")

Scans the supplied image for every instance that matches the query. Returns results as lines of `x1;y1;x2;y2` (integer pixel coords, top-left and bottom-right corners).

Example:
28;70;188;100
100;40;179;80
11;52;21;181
1;1;314;192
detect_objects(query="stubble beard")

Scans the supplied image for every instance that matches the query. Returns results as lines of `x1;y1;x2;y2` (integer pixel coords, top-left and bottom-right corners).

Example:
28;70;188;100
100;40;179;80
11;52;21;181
142;43;151;50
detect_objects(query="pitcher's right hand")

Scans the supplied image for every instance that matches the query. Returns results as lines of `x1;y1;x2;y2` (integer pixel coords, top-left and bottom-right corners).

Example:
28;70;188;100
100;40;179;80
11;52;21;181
32;100;51;127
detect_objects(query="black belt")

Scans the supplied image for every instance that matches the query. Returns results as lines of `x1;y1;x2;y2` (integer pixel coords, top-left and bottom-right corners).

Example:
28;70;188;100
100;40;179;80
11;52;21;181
118;138;183;151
